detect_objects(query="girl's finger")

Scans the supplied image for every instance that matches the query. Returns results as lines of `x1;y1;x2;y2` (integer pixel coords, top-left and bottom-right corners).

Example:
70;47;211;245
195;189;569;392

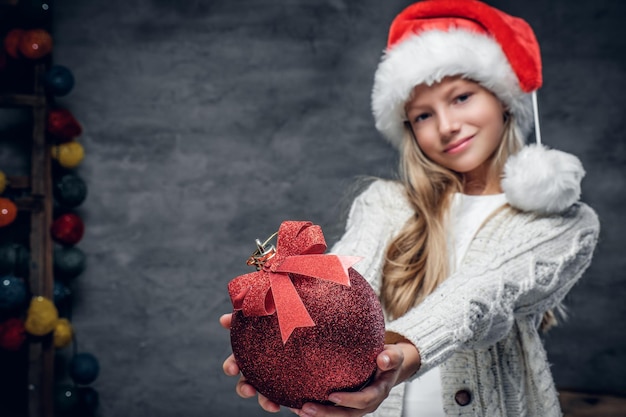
219;313;233;329
222;354;240;376
299;402;362;417
235;377;257;398
258;393;281;413
325;370;394;411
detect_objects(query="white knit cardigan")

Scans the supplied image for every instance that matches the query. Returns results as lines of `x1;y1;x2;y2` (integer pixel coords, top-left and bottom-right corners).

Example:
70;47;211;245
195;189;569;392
331;180;600;417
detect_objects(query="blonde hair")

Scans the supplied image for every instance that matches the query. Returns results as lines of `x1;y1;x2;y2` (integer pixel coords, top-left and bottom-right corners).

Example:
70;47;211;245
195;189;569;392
381;116;521;320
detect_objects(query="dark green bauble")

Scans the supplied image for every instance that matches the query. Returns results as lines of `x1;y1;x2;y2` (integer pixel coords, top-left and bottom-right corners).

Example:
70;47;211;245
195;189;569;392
54;173;88;208
0;275;28;311
77;386;100;415
69;352;100;385
54;384;78;415
0;243;30;277
54;246;86;281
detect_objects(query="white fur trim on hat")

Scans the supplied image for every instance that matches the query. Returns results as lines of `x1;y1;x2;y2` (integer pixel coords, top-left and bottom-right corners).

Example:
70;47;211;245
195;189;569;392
502;144;585;214
372;29;534;148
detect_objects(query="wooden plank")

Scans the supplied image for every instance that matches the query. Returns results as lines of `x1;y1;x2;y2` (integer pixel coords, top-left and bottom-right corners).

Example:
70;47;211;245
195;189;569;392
559;390;626;417
27;62;54;417
0;94;46;108
14;196;43;212
6;175;31;190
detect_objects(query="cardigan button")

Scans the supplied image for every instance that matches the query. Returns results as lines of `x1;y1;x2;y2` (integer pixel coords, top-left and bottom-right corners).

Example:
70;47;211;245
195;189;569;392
454;390;472;406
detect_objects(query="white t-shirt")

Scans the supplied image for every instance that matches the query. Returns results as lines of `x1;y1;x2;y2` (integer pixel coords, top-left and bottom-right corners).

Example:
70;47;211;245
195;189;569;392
402;193;507;417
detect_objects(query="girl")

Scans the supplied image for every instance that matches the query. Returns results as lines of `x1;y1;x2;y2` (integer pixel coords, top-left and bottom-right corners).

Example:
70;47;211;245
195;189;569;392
222;1;600;416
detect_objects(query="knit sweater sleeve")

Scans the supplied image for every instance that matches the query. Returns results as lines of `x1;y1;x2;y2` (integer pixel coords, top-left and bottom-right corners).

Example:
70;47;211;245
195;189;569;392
330;179;413;295
386;203;600;376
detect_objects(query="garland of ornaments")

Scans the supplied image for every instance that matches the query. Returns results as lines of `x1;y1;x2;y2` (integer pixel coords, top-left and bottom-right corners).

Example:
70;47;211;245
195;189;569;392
0;24;100;416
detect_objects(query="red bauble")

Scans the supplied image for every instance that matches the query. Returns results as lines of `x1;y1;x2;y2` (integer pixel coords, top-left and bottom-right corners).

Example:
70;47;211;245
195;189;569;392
3;28;24;59
229;221;385;409
18;29;53;60
0;318;26;351
51;213;84;245
231;268;384;408
47;108;82;141
0;198;18;227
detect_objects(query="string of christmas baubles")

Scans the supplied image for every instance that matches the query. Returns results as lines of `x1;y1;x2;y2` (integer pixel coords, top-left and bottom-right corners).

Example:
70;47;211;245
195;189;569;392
0;25;100;416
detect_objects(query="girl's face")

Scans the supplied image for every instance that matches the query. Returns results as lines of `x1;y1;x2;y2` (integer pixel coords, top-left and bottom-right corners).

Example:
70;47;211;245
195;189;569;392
404;77;506;186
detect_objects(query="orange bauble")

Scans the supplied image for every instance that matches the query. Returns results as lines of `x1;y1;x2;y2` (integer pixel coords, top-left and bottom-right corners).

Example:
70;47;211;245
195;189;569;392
18;29;53;60
3;29;24;59
0;198;17;227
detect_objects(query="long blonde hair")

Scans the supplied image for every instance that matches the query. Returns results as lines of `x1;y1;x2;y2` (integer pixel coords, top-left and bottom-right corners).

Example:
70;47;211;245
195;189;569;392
381;116;522;320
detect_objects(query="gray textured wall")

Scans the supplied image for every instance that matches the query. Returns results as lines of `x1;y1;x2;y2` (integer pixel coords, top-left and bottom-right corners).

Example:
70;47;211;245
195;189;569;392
0;0;624;416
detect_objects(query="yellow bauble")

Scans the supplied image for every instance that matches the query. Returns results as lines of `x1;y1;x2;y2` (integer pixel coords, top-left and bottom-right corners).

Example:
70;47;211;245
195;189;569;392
53;318;73;348
51;142;85;169
0;170;6;194
25;296;59;336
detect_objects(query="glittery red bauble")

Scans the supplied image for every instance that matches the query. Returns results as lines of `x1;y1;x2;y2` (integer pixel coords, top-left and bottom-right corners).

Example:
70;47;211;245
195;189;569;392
18;29;53;60
231;268;385;409
0;318;26;351
51;213;84;246
47;108;82;141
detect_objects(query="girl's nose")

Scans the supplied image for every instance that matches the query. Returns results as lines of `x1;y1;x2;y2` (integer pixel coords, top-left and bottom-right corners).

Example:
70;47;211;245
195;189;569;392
438;110;461;138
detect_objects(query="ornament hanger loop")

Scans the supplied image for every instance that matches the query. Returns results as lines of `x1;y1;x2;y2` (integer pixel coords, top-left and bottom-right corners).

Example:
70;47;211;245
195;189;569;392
246;231;278;270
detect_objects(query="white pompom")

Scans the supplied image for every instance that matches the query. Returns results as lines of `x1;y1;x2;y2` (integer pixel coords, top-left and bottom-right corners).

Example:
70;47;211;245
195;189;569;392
502;144;585;214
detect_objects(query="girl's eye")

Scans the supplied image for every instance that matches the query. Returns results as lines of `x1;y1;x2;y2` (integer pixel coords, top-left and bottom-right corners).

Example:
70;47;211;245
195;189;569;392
455;93;472;103
414;113;430;123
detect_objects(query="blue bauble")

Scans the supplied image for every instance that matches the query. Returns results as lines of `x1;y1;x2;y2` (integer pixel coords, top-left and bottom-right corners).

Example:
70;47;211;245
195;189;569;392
53;281;72;306
69;352;100;385
43;65;75;97
0;275;28;311
54;246;86;281
54;173;88;208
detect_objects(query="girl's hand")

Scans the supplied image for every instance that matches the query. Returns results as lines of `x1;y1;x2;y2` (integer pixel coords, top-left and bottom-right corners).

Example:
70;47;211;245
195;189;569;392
220;313;282;413
291;342;420;417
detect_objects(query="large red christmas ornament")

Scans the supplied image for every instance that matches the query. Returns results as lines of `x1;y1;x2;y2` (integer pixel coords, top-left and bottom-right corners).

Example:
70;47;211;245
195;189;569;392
0;198;18;227
228;221;385;408
18;28;53;60
51;213;84;245
3;29;24;59
47;108;82;140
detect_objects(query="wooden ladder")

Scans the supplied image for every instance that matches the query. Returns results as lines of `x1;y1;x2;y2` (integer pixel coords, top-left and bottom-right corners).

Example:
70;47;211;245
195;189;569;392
0;63;54;417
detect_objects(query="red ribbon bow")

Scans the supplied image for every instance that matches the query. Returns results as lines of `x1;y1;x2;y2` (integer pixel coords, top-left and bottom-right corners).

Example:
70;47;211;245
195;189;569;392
228;221;360;343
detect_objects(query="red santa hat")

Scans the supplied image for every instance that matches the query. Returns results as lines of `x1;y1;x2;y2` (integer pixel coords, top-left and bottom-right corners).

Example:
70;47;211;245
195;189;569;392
372;0;542;147
371;0;585;214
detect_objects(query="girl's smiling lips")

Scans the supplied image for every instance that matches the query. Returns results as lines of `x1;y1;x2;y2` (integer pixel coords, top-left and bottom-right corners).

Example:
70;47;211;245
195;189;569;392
444;135;475;154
